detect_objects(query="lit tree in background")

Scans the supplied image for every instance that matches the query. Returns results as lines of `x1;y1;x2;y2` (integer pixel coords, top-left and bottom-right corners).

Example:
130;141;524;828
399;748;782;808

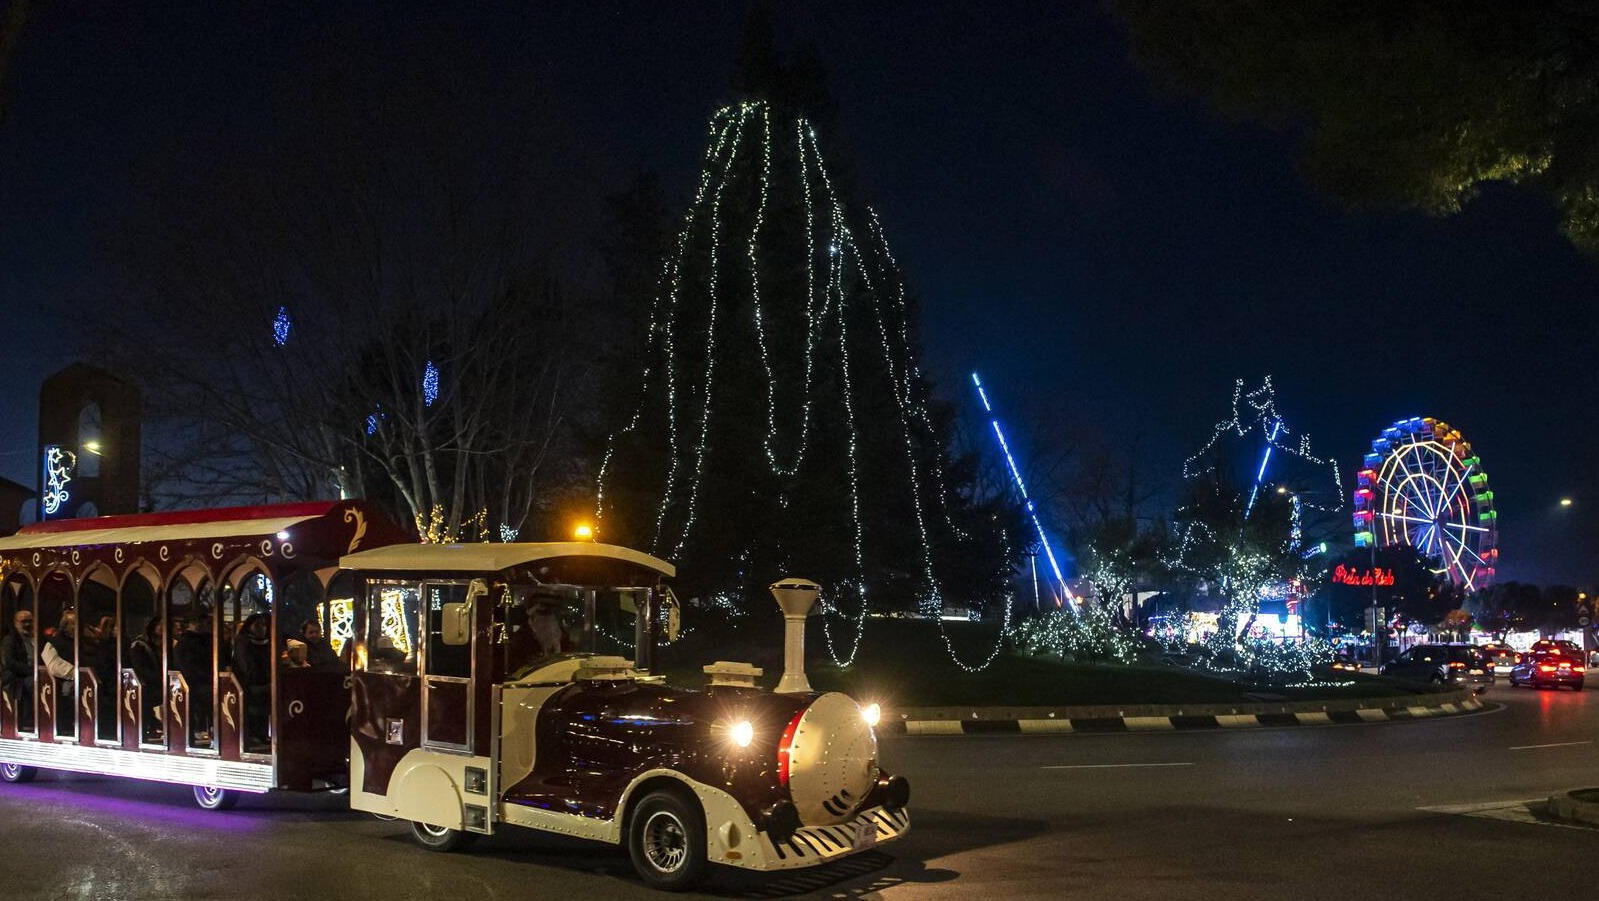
89;61;588;541
596;32;1017;652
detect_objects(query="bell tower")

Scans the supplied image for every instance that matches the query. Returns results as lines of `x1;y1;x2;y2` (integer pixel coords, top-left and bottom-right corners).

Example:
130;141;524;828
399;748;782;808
37;363;141;521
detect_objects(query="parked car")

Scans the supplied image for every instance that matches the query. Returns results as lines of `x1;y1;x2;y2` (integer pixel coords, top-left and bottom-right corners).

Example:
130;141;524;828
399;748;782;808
1379;644;1494;688
1509;650;1586;691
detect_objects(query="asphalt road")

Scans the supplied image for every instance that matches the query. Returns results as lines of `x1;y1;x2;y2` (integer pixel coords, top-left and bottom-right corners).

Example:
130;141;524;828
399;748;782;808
3;682;1599;900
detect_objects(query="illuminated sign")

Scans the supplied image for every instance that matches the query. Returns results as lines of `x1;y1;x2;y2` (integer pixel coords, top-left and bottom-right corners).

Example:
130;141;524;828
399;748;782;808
1332;564;1396;587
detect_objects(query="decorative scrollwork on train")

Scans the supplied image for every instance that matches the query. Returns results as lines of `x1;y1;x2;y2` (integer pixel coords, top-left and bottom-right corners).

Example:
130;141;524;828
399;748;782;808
114;547;124;563
71;549;81;565
31;552;40;566
1;689;11;715
260;539;274;557
82;685;94;717
124;687;136;724
281;542;295;558
288;699;305;721
212;542;225;559
158;546;170;562
40;681;53;722
344;508;368;553
222;691;237;731
169;682;184;729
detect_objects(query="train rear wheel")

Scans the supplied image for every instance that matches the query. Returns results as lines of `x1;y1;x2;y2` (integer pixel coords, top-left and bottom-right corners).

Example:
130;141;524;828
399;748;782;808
193;785;239;810
409;820;478;853
0;762;37;783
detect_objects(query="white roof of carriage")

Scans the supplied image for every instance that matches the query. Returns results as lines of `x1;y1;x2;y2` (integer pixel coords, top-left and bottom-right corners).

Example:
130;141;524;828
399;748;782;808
339;541;675;577
0;512;325;552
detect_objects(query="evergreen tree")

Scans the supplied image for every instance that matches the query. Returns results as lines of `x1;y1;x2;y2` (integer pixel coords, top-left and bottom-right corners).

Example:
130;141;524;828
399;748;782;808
596;34;1017;619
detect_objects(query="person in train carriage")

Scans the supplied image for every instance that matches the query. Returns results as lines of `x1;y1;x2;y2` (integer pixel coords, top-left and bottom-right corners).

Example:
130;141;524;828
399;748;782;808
297;619;340;671
89;616;119;735
41;611;77;737
231;613;272;749
127;617;165;741
0;608;36;730
171;615;214;743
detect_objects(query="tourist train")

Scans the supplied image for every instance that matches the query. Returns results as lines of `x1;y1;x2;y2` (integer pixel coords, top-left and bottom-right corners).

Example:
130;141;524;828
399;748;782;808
0;501;908;890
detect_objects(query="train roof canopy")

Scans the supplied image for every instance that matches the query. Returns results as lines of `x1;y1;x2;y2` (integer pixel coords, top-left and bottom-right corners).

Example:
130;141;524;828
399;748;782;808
339;542;675;578
0;501;355;552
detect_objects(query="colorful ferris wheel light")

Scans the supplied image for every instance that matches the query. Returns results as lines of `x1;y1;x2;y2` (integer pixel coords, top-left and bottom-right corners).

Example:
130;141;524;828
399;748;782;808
1352;416;1498;590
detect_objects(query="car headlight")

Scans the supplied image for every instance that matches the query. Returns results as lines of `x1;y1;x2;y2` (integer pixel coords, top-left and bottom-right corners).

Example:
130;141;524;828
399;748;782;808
729;719;754;748
861;702;881;727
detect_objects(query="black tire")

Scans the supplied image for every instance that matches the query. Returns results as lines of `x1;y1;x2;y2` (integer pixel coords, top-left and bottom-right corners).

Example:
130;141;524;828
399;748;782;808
193;785;239;810
0;762;37;783
627;788;709;891
410;820;479;853
1574;682;1585;692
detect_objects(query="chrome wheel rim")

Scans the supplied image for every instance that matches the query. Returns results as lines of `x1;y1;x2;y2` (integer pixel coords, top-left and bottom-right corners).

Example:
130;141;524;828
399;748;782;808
419;823;451;839
196;786;223;806
1;763;19;780
642;810;687;872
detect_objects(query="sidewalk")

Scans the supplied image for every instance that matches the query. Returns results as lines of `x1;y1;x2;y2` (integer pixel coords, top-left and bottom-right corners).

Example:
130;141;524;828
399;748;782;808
881;688;1485;735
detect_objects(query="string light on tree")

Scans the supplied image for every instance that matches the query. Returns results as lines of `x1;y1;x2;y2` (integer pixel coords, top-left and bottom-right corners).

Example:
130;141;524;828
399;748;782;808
422;361;440;408
273;306;292;347
597;101;1010;670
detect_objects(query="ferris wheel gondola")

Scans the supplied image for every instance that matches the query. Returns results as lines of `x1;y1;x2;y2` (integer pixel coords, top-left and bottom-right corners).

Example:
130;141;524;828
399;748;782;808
1352;417;1498;591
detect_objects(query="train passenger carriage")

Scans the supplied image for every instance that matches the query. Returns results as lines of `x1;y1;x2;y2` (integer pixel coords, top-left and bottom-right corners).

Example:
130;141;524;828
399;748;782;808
0;501;408;803
0;501;909;890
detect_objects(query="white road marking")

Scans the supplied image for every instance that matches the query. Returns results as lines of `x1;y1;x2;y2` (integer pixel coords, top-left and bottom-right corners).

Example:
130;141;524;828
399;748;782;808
1508;741;1591;750
1041;762;1195;770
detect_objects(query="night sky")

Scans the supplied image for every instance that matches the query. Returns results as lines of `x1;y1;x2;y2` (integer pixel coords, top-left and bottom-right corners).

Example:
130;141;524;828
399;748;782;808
2;2;1595;584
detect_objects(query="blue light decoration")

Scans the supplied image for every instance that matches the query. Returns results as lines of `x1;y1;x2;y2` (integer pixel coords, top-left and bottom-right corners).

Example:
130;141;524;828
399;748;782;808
272;306;292;346
254;572;275;606
971;373;1072;608
41;444;76;518
1244;418;1284;519
422;361;440;407
366;412;380;435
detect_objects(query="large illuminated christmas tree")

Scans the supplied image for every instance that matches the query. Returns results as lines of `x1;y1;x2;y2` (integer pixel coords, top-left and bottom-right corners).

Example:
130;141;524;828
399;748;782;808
596;30;1016;644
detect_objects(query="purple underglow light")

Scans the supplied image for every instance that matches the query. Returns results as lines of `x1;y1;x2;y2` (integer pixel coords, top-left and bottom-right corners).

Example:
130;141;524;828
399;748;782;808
971;372;1072;605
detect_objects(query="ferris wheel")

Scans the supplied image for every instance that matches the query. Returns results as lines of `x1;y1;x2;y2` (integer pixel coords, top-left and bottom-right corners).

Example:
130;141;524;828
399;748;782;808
1352;417;1498;591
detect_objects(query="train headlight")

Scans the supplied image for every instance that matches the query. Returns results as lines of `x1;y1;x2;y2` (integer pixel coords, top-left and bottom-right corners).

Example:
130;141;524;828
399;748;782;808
861;702;881;727
729;719;755;748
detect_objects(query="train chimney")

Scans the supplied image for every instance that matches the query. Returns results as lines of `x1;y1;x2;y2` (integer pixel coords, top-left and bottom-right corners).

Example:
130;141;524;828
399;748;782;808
770;578;820;693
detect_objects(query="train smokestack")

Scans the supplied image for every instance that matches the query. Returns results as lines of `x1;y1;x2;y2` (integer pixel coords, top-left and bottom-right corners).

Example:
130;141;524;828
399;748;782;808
770;578;820;693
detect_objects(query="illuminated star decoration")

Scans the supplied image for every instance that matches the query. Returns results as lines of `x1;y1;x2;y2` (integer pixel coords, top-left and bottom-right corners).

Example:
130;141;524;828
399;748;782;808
272;306;292;346
596;101;1006;670
41;445;76;517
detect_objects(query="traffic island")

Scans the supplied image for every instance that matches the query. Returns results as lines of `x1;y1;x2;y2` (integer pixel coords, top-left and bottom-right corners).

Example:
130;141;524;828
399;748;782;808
1544;788;1599;827
881;688;1485;735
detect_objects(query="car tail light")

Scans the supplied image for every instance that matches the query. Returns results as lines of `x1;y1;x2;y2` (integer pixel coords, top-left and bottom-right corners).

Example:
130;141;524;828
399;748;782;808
776;707;806;787
1539;664;1557;673
1577;666;1587;673
1559;662;1572;669
1448;661;1465;669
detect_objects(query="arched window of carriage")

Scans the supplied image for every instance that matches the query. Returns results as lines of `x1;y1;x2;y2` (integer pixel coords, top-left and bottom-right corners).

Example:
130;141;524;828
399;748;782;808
37;570;76;739
220;560;274;752
166;560;216;751
218;561;272;662
79;564;119;742
77;403;101;479
119;562;162;745
1;573;37;735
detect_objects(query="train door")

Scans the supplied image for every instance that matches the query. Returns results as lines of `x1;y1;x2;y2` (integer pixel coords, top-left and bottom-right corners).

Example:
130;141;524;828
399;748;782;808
420;582;475;752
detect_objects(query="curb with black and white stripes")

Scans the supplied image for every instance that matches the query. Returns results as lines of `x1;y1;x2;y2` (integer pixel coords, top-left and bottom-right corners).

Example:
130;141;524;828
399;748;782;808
881;692;1486;735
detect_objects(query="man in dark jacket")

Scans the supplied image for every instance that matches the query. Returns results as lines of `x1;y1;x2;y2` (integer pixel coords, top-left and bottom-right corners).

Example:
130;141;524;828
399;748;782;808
0;609;36;730
232;614;272;749
127;618;165;742
171;615;214;745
